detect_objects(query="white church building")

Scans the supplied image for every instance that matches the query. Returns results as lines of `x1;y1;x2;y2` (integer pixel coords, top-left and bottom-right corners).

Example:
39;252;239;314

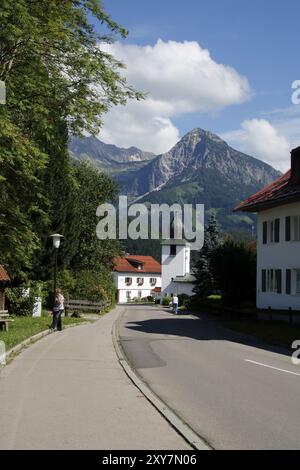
235;146;300;311
161;239;196;299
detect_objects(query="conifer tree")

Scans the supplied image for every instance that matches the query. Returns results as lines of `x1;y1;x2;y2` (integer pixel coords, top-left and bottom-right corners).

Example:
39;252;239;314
193;214;221;299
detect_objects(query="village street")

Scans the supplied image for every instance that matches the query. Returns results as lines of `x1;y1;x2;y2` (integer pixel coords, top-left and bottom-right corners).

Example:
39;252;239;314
1;305;300;450
118;305;300;450
0;307;189;450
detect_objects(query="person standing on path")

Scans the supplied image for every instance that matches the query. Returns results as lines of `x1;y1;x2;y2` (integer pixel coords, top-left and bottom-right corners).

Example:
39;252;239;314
51;288;65;332
172;294;179;315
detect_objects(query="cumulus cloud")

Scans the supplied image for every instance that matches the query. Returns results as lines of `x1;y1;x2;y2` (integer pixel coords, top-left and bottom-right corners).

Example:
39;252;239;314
99;39;251;153
221;119;291;172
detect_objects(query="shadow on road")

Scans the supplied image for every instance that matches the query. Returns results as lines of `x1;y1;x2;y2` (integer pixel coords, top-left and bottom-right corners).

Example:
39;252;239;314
124;312;292;358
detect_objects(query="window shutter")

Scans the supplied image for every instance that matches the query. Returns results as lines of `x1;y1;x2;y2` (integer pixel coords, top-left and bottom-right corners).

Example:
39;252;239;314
275;269;282;294
262;222;268;244
285;216;291;241
262;269;266;292
274;219;280;243
286;269;291;295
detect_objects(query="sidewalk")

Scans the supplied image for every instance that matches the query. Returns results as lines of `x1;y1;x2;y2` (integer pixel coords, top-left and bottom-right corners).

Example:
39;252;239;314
0;307;190;450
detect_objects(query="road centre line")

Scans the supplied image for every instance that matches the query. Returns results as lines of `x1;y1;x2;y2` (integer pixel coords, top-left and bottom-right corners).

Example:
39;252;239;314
245;359;300;377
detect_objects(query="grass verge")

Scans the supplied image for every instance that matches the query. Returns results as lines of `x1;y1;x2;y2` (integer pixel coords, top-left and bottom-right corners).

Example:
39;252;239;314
220;318;300;348
0;315;86;351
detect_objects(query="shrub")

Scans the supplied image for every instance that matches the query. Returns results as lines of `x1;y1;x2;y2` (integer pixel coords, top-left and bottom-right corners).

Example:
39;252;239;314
147;295;154;302
210;240;256;305
178;293;190;307
162;296;171;306
54;268;116;304
6;287;36;316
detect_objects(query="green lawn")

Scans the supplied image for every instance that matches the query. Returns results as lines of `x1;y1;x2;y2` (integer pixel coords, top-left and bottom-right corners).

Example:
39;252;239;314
0;315;86;351
221;318;300;349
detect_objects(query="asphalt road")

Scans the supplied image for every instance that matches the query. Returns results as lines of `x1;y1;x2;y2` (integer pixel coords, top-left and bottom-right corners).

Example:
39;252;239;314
118;305;300;450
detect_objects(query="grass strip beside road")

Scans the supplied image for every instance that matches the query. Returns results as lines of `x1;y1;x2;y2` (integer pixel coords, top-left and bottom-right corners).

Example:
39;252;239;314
221;318;300;349
0;315;86;351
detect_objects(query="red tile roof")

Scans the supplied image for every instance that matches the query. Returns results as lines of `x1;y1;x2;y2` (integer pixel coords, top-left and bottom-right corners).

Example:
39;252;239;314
234;170;300;212
114;255;161;274
0;265;10;282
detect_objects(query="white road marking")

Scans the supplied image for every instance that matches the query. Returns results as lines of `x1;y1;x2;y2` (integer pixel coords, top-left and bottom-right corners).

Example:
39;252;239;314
245;359;300;377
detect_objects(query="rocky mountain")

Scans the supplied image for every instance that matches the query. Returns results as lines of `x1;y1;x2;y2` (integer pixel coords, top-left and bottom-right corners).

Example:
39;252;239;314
69;135;155;175
69;129;281;234
119;128;281;232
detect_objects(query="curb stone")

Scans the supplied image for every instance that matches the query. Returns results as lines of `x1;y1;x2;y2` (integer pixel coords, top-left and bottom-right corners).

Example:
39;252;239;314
112;309;212;451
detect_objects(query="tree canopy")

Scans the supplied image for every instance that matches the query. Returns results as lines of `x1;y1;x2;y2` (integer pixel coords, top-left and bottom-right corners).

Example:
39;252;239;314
0;0;141;280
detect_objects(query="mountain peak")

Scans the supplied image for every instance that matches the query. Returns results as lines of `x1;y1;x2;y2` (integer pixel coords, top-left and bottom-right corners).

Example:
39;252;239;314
182;127;225;144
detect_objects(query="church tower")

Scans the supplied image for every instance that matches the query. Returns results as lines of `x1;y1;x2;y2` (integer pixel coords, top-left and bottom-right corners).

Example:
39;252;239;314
161;239;191;297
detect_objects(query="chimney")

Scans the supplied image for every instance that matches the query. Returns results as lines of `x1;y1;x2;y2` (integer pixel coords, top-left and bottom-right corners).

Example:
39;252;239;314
290;146;300;185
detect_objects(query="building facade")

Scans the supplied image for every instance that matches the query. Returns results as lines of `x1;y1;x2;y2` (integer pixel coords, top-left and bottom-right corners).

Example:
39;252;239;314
114;255;161;304
161;239;196;298
235;146;300;311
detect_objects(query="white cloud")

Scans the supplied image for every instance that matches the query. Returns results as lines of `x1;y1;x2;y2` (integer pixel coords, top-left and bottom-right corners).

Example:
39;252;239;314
99;39;251;153
221;119;291;172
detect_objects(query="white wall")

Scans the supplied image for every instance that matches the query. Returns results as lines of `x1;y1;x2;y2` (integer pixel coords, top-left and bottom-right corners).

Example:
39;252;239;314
161;244;190;297
169;281;195;297
114;272;161;304
257;201;300;310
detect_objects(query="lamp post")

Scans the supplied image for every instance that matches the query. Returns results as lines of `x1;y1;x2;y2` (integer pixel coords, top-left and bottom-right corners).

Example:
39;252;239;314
50;234;64;305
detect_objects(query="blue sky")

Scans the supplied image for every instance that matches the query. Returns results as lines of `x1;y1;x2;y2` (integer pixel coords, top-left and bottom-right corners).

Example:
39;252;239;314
97;0;300;170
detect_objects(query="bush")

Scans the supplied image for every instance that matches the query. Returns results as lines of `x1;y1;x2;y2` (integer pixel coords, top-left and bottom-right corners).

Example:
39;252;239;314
6;287;36;316
210;240;256;305
162;296;171;306
55;268;116;303
140;296;154;303
178;293;190;307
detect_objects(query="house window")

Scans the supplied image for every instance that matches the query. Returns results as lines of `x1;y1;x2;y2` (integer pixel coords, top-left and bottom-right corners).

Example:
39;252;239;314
150;277;157;286
262;219;280;244
286;269;291;295
137;277;144;286
263;222;267;244
125;277;132;286
170;245;176;256
292;216;300;241
262;269;282;293
270;221;275;243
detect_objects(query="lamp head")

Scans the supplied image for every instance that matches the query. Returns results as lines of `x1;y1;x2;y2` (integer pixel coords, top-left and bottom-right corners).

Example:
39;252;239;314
50;233;64;249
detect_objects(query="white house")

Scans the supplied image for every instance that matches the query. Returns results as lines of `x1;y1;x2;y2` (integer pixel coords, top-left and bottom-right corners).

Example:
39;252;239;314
161;239;196;298
114;255;161;304
235;146;300;311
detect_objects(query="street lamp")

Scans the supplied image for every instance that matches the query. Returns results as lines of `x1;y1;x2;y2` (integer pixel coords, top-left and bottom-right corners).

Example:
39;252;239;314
50;234;64;304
